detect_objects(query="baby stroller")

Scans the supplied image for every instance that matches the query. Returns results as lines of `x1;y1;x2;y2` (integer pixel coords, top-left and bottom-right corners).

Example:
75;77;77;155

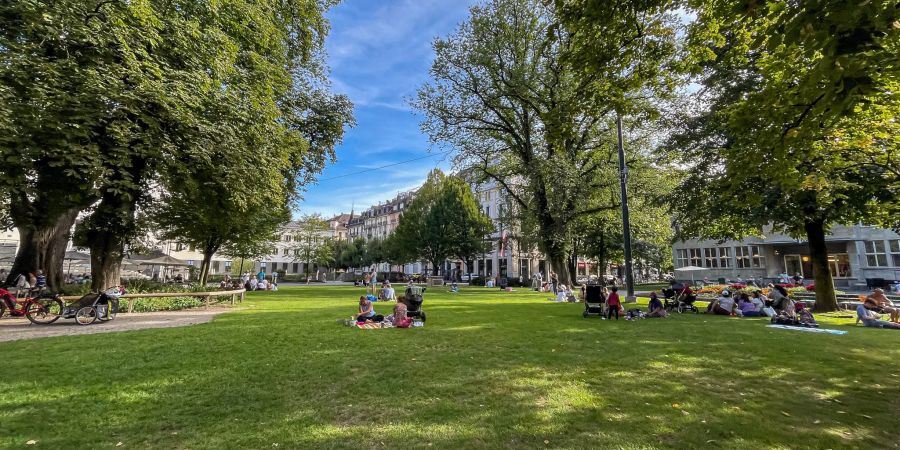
404;285;427;322
662;283;698;314
61;286;122;325
583;285;605;317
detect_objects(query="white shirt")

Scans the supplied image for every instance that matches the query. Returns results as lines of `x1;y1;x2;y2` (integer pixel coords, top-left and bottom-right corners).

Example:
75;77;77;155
717;296;735;311
751;297;765;311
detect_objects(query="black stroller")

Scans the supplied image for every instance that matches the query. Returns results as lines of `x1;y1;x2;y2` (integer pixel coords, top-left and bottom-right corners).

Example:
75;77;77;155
62;286;122;325
583;285;605;317
404;285;427;322
662;283;698;314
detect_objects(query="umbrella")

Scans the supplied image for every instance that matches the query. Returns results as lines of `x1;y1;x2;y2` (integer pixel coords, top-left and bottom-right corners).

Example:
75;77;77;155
136;255;189;281
138;255;189;266
64;251;91;261
674;265;709;282
64;251;91;274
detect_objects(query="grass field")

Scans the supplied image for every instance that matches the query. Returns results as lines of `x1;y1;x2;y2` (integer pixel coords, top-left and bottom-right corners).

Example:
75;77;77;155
2;285;899;449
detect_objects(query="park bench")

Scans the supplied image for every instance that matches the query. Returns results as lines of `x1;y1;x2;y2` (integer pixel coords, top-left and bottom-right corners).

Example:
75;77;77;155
60;288;245;313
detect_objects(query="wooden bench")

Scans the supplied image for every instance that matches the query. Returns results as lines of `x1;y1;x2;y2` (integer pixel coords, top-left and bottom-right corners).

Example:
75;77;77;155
60;288;246;313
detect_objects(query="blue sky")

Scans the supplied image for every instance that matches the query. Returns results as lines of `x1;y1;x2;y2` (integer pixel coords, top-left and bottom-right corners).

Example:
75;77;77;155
295;0;475;218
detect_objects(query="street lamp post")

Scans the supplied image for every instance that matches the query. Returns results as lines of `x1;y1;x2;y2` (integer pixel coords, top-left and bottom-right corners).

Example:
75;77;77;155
616;114;635;301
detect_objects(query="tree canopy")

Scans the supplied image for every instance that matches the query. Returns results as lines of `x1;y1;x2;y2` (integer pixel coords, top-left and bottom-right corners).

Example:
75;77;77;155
666;1;899;311
416;0;681;286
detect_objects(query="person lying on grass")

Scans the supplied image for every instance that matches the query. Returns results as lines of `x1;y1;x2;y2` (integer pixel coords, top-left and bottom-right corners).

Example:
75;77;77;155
856;303;900;329
864;288;899;322
356;295;384;323
646;292;667;318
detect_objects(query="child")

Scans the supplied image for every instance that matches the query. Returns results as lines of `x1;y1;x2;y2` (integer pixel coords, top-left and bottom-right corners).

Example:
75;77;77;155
606;286;621;320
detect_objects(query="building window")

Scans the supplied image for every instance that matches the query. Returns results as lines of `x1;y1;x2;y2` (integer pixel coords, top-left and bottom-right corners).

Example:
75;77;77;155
292;263;299;273
175;243;184;251
735;246;750;268
283;248;290;256
689;248;702;267
735;245;765;268
703;248;718;268
828;254;852;277
890;240;900;267
718;247;732;268
676;249;689;268
865;240;887;267
294;249;300;257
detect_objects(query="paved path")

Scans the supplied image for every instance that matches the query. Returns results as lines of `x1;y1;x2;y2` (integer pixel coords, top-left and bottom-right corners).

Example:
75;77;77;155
0;308;234;343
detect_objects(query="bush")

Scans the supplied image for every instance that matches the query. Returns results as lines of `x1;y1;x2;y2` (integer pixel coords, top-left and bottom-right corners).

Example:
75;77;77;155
126;296;204;313
469;276;486;286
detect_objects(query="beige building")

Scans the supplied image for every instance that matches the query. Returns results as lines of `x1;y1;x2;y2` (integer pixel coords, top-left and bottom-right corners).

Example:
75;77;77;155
672;224;900;288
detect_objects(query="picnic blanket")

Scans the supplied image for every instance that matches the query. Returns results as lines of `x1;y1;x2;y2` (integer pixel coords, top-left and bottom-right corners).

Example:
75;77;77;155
339;319;423;329
766;324;847;335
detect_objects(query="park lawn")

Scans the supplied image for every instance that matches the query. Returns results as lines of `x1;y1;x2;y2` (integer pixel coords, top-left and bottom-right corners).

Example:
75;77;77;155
1;286;899;449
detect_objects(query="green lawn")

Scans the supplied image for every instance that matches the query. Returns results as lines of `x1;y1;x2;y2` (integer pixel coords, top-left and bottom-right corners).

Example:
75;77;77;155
2;286;899;449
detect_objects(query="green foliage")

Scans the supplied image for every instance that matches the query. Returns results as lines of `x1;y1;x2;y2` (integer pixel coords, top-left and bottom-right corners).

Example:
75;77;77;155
291;214;335;273
2;285;899;448
668;1;899;311
390;170;494;273
0;0;351;289
416;0;680;286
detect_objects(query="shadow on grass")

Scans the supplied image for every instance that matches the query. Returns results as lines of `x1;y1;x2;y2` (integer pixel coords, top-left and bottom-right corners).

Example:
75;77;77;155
1;293;899;449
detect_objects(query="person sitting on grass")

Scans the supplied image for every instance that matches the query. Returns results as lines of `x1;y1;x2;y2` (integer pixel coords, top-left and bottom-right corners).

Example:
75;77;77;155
606;286;621;320
738;293;764;317
856;303;900;329
391;299;412;328
356;295;383;323
864;288;899;323
448;282;460;293
751;290;768;310
708;290;737;315
646;292;667;318
770;285;796;318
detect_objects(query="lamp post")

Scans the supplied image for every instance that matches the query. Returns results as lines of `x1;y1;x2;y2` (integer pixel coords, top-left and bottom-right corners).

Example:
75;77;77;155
616;114;635;301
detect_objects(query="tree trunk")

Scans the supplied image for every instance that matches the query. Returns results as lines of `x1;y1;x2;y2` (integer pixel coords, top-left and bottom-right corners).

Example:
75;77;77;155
549;252;572;288
567;254;578;287
7;206;80;291
199;250;214;286
805;219;838;312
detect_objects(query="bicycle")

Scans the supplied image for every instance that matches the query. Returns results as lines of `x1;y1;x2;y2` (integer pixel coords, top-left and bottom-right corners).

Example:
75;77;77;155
0;287;64;324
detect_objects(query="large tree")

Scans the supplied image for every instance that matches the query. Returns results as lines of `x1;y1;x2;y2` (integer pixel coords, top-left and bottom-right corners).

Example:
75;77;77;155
667;1;899;311
1;0;347;291
391;170;494;276
415;0;680;287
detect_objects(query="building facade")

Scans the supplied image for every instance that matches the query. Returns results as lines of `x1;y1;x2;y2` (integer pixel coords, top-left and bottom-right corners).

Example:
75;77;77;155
672;224;900;287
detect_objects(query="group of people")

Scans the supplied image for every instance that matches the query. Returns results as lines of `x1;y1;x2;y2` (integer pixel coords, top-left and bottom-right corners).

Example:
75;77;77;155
3;269;48;292
707;287;786;317
233;271;278;291
857;288;900;329
354;293;412;328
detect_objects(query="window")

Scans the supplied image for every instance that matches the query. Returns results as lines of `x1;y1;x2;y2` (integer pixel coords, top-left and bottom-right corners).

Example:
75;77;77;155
292;263;299;273
283;248;290;256
175;243;184;251
676;249;689;268
865;240;887;267
718;247;732;268
735;245;765;268
212;261;220;272
704;248;718;268
294;249;300;257
735;246;750;268
828;254;852;277
750;245;765;268
689;249;702;267
283;235;291;242
891;240;900;267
